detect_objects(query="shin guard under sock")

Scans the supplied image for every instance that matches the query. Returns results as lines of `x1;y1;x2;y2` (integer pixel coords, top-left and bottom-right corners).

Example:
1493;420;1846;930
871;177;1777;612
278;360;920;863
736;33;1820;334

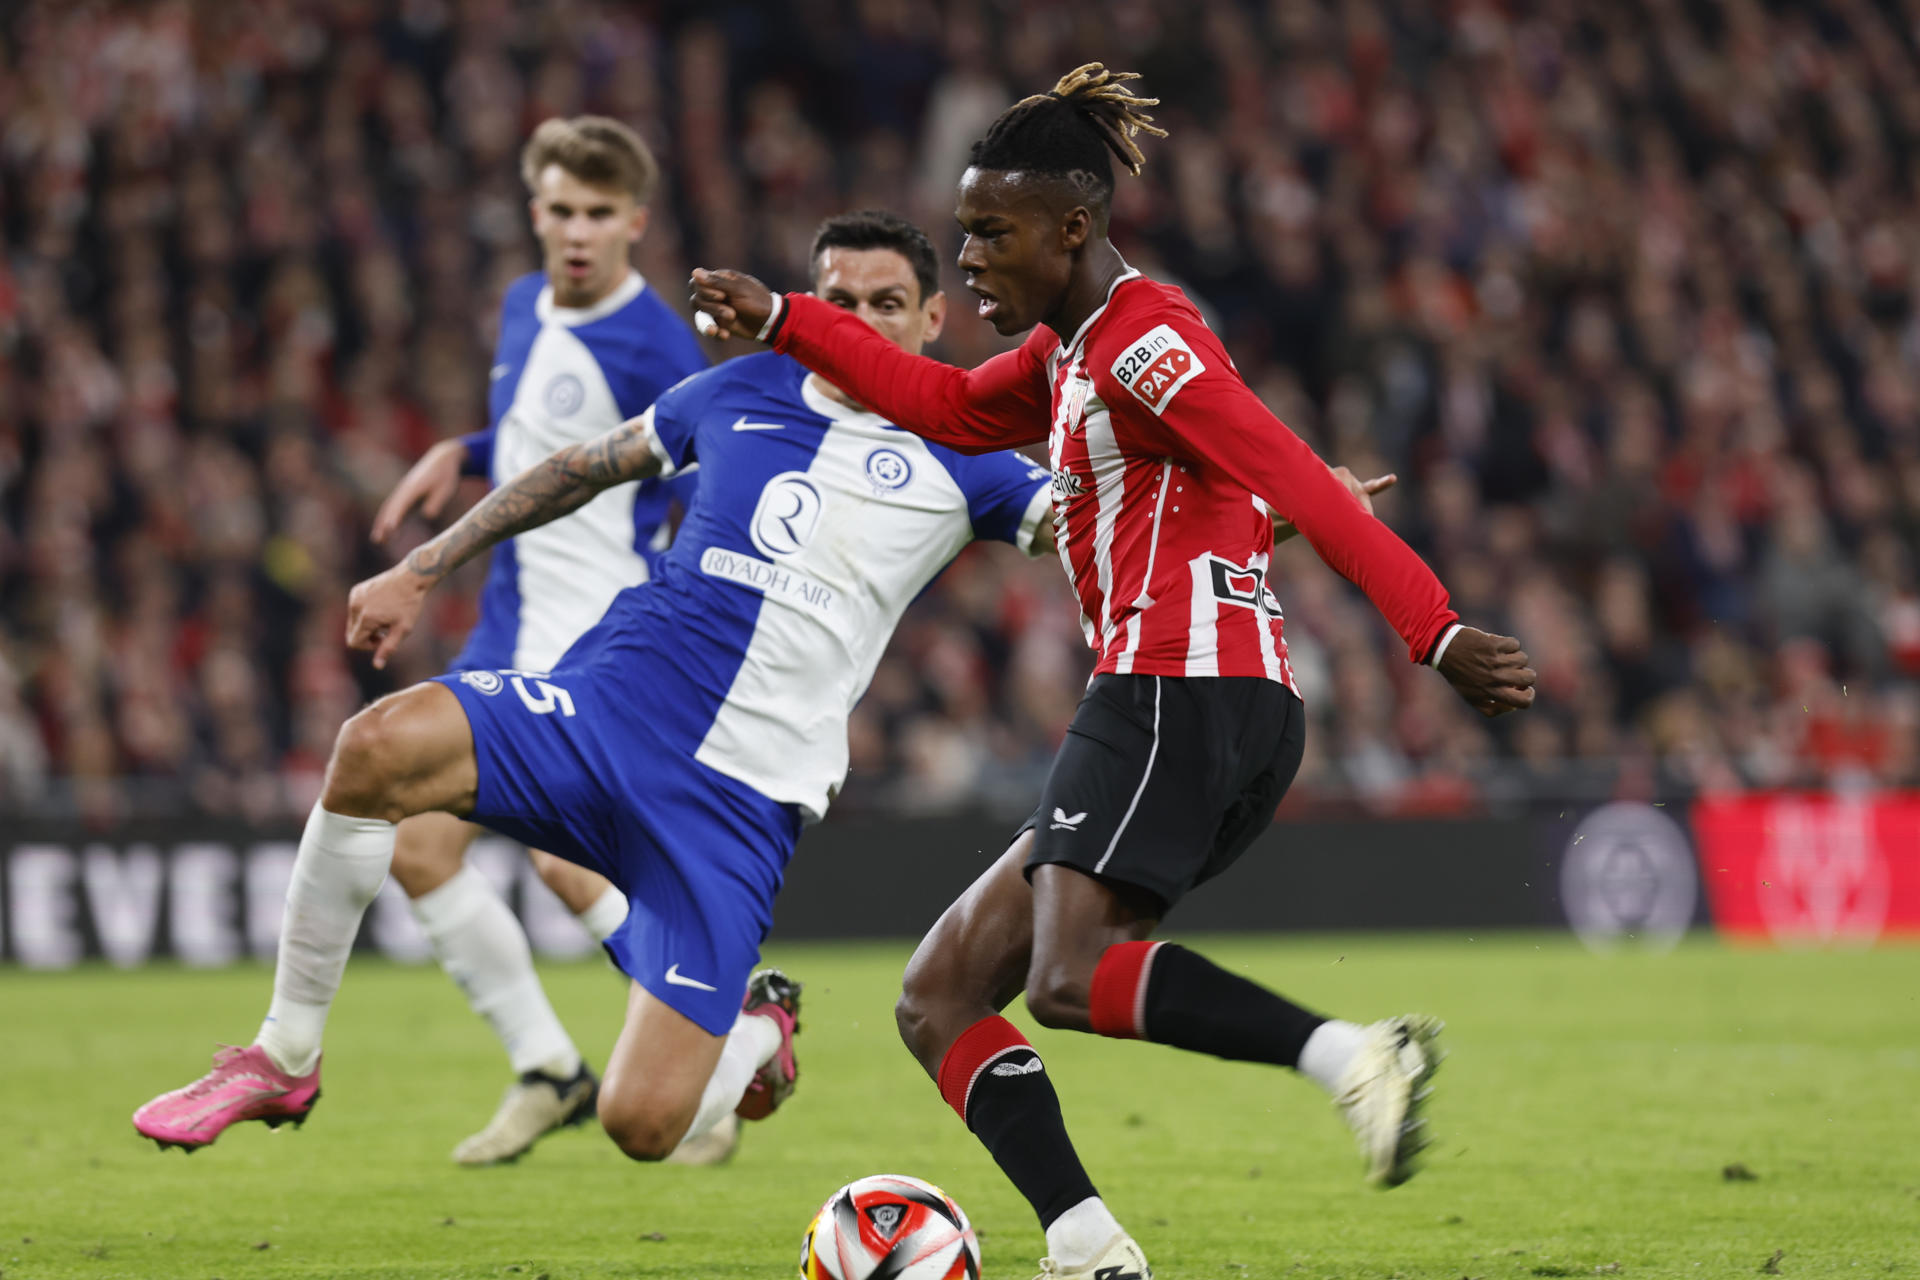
937;1016;1098;1228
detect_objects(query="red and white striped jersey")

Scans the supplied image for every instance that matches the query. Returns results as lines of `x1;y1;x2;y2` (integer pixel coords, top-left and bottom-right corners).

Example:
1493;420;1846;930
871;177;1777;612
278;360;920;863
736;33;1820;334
770;271;1459;685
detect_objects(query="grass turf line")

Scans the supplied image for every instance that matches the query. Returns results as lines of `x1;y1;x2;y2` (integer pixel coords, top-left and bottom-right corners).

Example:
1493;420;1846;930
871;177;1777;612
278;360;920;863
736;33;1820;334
1;934;1916;1279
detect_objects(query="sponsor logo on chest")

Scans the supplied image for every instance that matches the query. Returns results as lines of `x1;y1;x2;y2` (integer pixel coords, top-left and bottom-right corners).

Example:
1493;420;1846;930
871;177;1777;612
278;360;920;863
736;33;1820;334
1111;324;1205;415
1203;554;1283;616
700;545;835;617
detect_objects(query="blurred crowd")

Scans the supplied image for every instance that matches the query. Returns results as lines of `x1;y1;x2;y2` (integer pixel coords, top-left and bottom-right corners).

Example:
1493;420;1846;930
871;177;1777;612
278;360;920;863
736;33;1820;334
8;0;1920;823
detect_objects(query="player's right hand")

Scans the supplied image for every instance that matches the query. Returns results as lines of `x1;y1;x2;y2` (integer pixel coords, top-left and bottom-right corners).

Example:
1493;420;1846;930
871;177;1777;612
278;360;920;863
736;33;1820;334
346;564;431;670
371;439;468;544
1435;627;1537;717
689;268;775;341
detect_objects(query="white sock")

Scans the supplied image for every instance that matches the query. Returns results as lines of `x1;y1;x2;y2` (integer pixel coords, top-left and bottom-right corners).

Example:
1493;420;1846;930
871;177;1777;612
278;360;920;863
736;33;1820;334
574;885;629;943
411;865;581;1077
256;806;395;1075
678;1012;780;1145
1298;1018;1369;1094
1045;1196;1125;1269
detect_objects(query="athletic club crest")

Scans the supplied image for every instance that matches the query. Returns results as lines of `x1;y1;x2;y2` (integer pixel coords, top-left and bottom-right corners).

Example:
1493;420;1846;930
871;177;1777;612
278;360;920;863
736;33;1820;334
1058;373;1093;435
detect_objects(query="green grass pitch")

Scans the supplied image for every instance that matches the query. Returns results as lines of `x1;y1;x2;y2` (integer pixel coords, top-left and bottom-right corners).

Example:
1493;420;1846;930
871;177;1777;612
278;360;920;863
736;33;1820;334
2;934;1916;1279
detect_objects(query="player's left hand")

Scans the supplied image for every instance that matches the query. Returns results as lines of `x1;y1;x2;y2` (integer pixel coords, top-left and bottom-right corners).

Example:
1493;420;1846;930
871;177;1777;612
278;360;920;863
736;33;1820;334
1436;626;1538;717
346;564;432;670
1273;467;1396;544
689;268;775;341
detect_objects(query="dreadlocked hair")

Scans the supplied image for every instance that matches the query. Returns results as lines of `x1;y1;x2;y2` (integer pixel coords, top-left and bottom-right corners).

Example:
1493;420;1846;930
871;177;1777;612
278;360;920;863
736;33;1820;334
969;63;1167;206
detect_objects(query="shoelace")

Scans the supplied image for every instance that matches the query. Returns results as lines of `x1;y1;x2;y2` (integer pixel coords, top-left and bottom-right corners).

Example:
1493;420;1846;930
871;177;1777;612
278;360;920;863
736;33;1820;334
175;1044;250;1098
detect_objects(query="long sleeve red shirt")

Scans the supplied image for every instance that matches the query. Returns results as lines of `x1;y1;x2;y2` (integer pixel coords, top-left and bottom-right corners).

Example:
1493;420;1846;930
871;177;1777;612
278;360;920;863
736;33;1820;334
771;273;1459;673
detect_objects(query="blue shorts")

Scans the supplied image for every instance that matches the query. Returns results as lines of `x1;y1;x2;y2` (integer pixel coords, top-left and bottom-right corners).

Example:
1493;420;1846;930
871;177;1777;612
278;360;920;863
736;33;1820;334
434;652;802;1036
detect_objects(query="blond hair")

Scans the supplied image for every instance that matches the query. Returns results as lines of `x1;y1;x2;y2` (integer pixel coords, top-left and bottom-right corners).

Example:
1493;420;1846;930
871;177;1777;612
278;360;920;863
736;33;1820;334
520;116;659;204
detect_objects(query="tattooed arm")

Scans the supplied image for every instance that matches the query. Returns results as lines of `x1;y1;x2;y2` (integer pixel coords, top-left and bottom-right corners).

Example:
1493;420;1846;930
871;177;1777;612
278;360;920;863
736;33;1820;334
347;413;666;668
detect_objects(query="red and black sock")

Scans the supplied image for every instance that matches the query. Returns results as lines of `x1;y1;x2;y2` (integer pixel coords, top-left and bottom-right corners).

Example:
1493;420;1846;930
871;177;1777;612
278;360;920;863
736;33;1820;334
937;1015;1098;1228
1090;940;1325;1067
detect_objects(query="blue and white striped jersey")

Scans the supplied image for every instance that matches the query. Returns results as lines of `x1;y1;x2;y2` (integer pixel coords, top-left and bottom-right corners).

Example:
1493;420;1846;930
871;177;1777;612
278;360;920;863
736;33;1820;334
608;351;1052;820
456;270;706;673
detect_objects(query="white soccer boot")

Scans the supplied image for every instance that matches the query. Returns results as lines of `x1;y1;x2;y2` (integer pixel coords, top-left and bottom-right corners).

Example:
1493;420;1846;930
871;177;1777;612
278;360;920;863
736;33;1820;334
1034;1233;1152;1280
451;1063;598;1166
664;1110;741;1166
1332;1014;1443;1187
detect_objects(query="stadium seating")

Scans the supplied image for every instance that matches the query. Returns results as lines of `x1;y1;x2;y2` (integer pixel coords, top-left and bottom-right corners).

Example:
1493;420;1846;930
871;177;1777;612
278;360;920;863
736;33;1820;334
4;0;1916;821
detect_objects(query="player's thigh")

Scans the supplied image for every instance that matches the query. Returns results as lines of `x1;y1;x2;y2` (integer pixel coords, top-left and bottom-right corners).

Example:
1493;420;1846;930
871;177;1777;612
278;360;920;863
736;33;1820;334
898;833;1040;1065
432;666;621;874
389;812;481;898
598;979;728;1158
1195;687;1307;890
529;847;614;917
325;682;479;820
1023;674;1219;913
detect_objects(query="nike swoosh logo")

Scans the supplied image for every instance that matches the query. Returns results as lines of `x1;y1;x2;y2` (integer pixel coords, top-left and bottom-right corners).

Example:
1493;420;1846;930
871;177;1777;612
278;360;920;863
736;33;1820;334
664;964;718;992
731;415;784;431
490;363;510;381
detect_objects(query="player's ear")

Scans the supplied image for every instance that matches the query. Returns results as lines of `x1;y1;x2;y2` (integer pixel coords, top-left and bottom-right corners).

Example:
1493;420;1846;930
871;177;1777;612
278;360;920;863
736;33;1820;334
628;204;650;245
1059;205;1093;253
922;290;947;343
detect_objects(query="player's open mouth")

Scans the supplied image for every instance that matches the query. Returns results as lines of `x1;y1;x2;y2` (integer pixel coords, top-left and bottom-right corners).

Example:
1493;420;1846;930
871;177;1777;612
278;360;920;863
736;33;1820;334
967;281;1000;320
564;257;591;278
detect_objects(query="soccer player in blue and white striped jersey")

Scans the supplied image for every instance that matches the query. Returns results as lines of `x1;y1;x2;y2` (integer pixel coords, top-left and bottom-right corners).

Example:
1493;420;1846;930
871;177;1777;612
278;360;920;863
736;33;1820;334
147;118;706;1166
134;211;1054;1168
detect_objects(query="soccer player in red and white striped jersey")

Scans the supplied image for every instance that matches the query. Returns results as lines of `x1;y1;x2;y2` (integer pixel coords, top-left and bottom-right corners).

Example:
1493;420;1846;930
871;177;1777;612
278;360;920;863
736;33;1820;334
694;65;1535;1280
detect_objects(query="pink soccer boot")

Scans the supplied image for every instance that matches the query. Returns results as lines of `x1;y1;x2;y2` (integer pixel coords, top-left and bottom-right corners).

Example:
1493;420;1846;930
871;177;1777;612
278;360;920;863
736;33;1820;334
133;1044;322;1151
734;968;801;1120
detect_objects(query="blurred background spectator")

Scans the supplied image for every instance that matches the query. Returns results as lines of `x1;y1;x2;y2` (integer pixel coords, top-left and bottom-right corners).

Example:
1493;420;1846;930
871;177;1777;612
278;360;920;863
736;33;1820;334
7;0;1920;823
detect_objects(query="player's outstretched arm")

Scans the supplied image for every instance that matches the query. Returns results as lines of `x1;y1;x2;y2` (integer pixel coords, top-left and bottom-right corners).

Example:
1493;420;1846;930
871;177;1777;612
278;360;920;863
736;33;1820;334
690;269;1050;451
346;415;664;668
1147;358;1537;713
1272;468;1394;546
1112;318;1459;661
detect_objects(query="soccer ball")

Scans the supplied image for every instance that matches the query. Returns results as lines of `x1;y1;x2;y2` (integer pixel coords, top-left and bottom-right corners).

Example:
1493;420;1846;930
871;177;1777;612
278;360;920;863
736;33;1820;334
798;1174;981;1280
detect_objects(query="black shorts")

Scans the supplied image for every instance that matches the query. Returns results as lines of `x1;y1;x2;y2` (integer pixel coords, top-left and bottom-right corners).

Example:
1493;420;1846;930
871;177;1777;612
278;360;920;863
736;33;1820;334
1020;673;1305;913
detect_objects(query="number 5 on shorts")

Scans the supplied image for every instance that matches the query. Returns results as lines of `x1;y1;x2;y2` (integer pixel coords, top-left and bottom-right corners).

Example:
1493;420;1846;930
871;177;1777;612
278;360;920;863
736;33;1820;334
511;675;576;717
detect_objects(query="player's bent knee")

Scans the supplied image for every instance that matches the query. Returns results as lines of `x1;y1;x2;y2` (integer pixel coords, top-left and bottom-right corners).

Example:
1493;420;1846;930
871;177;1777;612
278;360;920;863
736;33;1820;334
896;953;965;1061
894;987;931;1055
324;707;410;821
388;817;470;898
596;1093;691;1163
1023;967;1092;1032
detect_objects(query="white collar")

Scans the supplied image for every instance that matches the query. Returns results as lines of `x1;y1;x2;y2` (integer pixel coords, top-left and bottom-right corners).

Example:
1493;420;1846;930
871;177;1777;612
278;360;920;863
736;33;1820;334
536;270;645;327
1061;263;1141;356
802;372;893;430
